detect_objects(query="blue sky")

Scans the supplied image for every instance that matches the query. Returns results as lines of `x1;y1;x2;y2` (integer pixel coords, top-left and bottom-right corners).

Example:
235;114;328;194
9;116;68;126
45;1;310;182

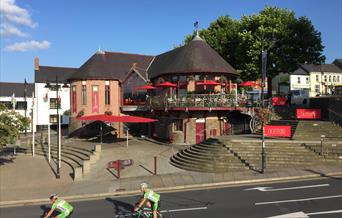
1;0;341;83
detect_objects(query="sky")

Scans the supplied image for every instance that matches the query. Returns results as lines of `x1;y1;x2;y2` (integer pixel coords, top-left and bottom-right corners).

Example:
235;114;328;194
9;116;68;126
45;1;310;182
0;0;341;83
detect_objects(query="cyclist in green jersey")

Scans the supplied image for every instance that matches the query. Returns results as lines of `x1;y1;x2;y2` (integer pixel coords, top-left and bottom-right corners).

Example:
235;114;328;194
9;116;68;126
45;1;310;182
134;182;160;218
44;194;74;218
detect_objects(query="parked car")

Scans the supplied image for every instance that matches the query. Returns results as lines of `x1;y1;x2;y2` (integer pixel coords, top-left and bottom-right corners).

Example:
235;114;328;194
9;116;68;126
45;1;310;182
290;89;309;105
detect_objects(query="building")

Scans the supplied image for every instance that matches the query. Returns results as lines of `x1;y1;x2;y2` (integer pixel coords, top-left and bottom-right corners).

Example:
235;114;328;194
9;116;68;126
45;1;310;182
290;59;342;97
0;82;36;133
34;58;77;130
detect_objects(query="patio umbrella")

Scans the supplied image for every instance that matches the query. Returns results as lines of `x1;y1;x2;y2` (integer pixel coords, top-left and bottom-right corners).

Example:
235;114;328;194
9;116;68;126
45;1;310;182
156;81;177;87
197;80;221;86
136;85;156;90
77;114;158;147
238;81;259;87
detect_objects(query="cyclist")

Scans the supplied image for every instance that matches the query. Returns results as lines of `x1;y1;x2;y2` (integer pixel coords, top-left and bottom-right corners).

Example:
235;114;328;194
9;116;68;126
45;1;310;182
134;182;160;218
44;194;74;218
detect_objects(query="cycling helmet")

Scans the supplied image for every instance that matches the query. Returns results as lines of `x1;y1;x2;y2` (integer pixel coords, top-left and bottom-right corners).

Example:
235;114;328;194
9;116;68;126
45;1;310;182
49;193;58;201
140;182;148;190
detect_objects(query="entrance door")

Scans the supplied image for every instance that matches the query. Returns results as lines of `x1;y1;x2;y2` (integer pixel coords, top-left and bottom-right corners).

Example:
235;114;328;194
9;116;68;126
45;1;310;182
196;119;205;144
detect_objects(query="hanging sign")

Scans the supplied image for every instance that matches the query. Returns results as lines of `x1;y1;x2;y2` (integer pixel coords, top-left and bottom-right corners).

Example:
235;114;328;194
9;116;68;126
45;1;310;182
264;125;291;138
296;109;321;119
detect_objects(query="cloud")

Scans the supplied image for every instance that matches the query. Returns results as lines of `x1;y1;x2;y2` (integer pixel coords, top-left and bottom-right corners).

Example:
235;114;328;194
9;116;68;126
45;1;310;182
0;0;37;27
4;40;51;52
0;23;28;37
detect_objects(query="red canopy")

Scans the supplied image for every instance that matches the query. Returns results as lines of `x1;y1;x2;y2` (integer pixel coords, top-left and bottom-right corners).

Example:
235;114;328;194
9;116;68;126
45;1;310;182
77;114;158;123
238;81;259;87
136;85;156;90
156;81;177;87
197;80;221;86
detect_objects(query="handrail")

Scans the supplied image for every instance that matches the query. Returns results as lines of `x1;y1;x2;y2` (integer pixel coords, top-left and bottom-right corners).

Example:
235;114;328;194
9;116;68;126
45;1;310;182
328;108;342;119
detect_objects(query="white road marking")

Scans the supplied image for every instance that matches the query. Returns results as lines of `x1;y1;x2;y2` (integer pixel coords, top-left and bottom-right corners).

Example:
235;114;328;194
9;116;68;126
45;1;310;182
244;184;330;192
307;209;342;216
267;209;342;217
160;206;208;213
267;211;308;218
255;194;342;205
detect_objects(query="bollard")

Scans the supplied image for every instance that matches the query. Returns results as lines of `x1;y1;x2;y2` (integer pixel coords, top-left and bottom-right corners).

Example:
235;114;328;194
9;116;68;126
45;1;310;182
320;135;325;156
117;160;120;178
154;156;157;175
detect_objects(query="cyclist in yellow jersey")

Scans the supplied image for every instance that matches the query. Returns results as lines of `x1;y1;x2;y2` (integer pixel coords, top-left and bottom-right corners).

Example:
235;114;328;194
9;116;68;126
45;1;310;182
134;182;160;218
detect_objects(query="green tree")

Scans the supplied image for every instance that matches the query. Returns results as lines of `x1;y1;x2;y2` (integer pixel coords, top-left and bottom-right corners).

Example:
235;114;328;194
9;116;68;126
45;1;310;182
0;104;30;148
184;6;325;95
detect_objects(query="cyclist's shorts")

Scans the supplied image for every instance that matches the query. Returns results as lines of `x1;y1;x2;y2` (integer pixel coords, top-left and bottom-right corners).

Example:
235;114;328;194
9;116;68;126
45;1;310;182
57;209;73;218
152;201;160;211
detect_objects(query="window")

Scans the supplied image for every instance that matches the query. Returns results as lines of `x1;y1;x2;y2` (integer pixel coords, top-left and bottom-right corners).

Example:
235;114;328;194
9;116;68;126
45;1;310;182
306;77;309;84
324;75;327;82
49;98;60;109
333;76;336;82
105;85;110;105
315;85;320;93
81;85;86;105
316;75;319;82
92;85;99;113
174;120;183;131
338;76;340;82
329;75;331;82
297;77;301;84
49;115;61;124
0;101;27;110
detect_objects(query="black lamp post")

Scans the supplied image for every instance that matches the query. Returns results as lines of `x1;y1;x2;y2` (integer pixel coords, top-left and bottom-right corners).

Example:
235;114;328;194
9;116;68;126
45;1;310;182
261;50;267;174
45;76;69;179
24;79;28;136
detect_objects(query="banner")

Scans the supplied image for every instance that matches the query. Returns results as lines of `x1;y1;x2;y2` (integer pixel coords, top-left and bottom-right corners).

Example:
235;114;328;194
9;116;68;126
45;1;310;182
296;109;321;119
264;125;291;138
92;87;99;113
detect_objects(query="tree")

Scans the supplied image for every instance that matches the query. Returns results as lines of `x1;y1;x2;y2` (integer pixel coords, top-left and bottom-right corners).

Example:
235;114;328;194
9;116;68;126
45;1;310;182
0;104;30;148
184;6;325;95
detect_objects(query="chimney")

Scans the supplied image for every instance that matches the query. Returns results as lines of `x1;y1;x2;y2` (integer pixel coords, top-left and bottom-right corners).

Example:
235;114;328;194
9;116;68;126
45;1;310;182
34;57;39;70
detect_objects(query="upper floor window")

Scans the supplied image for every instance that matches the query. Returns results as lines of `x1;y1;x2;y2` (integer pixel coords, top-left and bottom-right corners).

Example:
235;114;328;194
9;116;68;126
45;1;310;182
306;77;309;84
297;77;301;84
105;84;110;105
324;75;327;82
329;75;331;82
50;98;61;109
333;76;336;82
338;76;340;82
81;85;86;105
316;75;319;82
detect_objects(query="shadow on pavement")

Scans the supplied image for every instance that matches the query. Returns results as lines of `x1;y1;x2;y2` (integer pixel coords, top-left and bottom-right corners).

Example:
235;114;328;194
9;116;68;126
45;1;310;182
105;198;134;216
304;169;342;181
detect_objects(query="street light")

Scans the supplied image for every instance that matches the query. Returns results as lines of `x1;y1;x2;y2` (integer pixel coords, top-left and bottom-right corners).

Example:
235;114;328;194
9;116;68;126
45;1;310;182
261;50;267;174
45;75;69;179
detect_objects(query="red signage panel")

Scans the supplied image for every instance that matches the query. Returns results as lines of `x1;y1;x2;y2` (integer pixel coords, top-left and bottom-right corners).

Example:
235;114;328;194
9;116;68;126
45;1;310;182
296;109;321;119
264;125;291;138
272;96;287;106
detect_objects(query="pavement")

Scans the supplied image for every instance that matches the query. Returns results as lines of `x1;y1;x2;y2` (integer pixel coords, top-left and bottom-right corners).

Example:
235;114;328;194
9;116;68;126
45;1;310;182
1;136;342;207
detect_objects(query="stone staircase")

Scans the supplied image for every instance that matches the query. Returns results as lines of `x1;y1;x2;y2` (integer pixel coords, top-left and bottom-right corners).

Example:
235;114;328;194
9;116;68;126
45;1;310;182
302;142;342;160
268;120;299;138
169;138;248;173
13;143;101;181
293;121;342;141
224;140;326;170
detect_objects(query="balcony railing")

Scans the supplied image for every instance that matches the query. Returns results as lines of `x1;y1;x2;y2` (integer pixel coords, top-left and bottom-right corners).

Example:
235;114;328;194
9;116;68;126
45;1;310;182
150;93;258;109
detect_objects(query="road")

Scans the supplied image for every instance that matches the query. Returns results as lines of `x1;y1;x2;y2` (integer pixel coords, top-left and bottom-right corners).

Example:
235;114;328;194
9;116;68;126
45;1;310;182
1;177;342;218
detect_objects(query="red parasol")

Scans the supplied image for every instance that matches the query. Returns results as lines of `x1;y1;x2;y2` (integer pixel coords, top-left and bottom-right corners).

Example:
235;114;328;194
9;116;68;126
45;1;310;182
136;85;156;90
197;80;221;86
238;81;259;87
156;81;177;87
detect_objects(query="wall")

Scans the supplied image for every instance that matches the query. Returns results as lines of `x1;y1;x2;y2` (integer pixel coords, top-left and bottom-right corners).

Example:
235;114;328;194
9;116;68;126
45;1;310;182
290;75;310;90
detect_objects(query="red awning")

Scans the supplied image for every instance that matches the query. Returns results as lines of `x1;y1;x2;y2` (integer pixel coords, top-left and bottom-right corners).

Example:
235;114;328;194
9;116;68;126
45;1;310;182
197;80;221;86
238;81;259;87
77;114;158;123
156;81;177;87
136;85;156;90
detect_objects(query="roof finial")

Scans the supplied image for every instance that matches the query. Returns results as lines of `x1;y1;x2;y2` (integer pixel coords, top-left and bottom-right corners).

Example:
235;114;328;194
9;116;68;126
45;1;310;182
96;45;105;54
193;21;204;41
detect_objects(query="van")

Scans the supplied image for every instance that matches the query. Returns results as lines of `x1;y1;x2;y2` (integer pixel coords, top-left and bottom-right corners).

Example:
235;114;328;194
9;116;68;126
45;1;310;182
290;89;309;105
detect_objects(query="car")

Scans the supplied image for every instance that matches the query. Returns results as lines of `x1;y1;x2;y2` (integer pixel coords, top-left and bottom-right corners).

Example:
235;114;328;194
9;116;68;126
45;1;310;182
290;89;309;105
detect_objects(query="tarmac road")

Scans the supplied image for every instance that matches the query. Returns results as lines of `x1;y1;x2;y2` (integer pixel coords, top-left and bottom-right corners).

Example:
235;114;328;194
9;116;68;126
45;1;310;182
1;177;342;218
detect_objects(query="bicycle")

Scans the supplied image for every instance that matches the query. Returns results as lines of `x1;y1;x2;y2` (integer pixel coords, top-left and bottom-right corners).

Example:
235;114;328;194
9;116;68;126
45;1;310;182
115;207;163;218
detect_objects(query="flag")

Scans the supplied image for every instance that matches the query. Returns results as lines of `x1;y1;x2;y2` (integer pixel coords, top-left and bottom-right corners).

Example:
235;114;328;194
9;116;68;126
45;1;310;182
194;21;199;29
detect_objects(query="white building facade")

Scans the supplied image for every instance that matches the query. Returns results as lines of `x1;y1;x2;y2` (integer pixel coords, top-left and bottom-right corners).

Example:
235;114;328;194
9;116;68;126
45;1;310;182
290;60;342;97
0;82;37;133
34;58;77;130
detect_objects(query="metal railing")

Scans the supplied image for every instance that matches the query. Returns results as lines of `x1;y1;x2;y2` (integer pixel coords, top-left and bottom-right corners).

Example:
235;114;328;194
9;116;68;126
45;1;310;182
149;93;255;109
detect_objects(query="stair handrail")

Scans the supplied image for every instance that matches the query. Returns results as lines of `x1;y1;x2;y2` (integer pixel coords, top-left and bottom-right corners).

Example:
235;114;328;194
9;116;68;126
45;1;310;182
328;108;342;118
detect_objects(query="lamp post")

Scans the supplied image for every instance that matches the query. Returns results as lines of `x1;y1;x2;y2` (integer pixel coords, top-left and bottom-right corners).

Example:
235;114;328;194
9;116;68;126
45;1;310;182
261;50;267;174
45;76;69;179
24;79;28;135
